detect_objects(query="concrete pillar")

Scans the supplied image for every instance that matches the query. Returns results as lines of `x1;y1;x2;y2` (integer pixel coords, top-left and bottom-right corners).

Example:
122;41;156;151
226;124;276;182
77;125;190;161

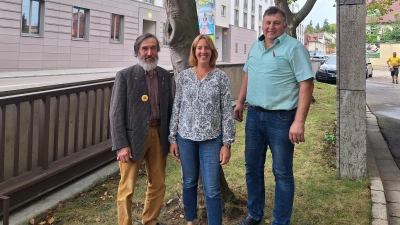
337;0;367;179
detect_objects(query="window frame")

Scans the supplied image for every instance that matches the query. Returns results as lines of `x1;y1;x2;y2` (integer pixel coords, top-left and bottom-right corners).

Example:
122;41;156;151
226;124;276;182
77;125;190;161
72;6;90;40
221;5;226;17
244;12;248;28
21;0;44;36
110;14;124;43
234;9;239;26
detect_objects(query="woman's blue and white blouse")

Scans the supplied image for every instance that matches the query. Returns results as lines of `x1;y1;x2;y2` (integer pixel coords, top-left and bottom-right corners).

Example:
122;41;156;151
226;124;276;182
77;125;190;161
169;68;235;144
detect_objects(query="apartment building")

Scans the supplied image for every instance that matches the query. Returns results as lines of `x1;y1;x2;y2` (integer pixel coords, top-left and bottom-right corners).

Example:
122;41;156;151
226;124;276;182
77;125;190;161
0;0;304;72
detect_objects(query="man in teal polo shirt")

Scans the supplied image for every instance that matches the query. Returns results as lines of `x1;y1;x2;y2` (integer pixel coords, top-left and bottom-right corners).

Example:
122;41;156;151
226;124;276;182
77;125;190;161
234;6;314;225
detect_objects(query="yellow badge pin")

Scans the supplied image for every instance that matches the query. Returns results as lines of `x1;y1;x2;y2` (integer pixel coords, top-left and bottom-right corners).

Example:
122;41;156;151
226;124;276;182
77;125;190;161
141;95;149;102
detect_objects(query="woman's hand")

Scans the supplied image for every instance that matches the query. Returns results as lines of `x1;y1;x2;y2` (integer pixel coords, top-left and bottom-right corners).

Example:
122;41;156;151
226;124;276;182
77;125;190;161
170;142;180;159
220;146;231;165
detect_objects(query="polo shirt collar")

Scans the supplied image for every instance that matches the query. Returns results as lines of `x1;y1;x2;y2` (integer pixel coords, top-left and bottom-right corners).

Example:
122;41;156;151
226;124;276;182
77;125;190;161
258;33;288;45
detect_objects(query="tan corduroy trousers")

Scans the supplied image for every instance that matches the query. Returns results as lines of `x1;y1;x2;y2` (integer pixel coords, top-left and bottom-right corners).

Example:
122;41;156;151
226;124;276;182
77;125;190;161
117;126;166;225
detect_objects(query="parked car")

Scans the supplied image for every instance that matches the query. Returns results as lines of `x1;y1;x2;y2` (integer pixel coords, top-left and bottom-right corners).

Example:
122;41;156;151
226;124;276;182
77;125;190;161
315;55;374;83
315;54;337;83
310;54;328;61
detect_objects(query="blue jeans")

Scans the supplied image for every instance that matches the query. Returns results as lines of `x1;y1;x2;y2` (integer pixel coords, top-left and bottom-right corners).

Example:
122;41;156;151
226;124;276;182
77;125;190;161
177;134;223;225
245;106;296;225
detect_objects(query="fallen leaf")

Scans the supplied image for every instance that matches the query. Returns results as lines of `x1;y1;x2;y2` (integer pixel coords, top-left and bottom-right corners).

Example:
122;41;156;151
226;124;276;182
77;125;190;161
104;191;108;196
95;216;101;222
29;218;35;225
58;201;64;208
48;216;55;223
180;214;185;218
39;221;46;225
47;209;53;214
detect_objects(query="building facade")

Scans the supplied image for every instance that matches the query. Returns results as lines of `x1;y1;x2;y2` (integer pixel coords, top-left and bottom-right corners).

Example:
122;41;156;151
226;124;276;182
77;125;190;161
0;0;304;72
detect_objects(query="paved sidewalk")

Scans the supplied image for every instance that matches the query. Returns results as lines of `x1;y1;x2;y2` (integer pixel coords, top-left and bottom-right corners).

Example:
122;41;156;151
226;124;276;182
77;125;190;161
367;106;400;225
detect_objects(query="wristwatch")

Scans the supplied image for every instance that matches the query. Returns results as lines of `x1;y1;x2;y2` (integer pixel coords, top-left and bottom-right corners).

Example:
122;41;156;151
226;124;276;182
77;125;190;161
223;143;231;149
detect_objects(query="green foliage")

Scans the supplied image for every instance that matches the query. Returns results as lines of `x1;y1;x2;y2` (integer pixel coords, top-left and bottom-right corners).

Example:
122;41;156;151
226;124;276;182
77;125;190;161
305;24;314;33
324;131;336;145
315;23;320;31
367;0;399;18
366;14;400;43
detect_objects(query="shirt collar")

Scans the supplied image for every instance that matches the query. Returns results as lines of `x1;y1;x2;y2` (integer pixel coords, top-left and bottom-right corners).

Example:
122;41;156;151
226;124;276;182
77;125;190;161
145;68;158;78
258;33;288;45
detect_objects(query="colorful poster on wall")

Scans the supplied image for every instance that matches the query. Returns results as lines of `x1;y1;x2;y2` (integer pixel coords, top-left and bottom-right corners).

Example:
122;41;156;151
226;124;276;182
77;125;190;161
196;0;216;42
366;43;380;58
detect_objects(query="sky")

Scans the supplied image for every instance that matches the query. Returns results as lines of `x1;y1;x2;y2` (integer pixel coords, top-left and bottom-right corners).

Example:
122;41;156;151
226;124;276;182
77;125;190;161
295;0;337;26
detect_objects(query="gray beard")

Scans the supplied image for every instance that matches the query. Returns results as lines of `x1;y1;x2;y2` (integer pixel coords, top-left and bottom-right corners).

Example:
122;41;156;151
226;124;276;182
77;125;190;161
137;56;158;71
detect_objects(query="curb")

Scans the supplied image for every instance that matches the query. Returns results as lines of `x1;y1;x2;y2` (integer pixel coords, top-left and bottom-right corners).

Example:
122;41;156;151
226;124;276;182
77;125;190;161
366;106;389;225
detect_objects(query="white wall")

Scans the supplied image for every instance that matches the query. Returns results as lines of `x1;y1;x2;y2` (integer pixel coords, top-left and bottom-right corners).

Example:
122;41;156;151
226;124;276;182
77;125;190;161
215;27;223;61
216;0;230;28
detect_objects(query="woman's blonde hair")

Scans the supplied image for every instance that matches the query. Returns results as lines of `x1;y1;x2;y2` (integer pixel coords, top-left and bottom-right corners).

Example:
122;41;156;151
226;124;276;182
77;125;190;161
188;34;218;67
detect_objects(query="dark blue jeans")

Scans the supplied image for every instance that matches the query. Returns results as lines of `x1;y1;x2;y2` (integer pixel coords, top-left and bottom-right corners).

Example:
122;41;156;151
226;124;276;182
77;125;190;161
177;134;223;225
245;106;296;225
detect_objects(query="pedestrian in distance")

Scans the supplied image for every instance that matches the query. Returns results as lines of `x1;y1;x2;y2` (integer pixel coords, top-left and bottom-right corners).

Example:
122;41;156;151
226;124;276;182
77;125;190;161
234;6;314;225
109;33;173;225
169;34;236;225
387;52;400;84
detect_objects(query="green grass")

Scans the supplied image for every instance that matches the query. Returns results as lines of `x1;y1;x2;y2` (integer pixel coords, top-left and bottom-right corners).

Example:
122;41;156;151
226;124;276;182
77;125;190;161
30;82;371;225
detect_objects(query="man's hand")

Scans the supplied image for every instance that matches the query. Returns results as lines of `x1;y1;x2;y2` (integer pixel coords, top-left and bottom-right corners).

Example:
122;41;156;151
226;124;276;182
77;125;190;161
170;142;179;159
220;146;231;165
234;103;244;122
289;121;306;144
117;147;132;163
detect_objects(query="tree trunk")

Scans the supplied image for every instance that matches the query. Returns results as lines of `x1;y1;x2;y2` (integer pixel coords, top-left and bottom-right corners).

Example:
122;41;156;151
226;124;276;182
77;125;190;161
164;0;199;76
163;0;236;214
274;0;317;39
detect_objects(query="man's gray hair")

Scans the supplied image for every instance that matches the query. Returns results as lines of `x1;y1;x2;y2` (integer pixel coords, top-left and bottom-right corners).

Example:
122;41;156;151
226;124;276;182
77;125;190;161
133;33;161;57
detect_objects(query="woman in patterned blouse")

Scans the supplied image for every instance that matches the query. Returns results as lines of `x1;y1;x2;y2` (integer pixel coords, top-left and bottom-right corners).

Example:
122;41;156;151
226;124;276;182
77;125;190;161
168;34;235;225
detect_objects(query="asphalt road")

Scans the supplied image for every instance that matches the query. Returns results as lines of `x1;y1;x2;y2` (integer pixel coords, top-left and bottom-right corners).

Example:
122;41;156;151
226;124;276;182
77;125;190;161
366;73;400;168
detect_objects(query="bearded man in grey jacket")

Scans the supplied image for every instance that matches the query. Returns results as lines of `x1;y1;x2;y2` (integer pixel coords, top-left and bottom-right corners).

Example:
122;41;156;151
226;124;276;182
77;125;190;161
110;33;173;225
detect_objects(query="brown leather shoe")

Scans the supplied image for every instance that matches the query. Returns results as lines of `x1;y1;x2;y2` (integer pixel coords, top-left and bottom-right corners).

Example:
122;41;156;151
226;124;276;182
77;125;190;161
236;215;261;225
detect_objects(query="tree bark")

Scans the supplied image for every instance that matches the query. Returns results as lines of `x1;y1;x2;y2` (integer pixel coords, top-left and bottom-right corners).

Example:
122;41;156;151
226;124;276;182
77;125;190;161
163;0;199;76
274;0;317;38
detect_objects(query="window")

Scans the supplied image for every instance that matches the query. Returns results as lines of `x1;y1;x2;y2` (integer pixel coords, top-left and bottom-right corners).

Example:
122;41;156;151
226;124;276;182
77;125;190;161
143;0;153;3
235;0;239;6
244;0;248;10
251;0;255;12
21;0;43;35
111;14;123;43
259;6;263;20
221;5;226;17
244;12;247;28
72;7;89;39
251;16;254;30
234;9;239;26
